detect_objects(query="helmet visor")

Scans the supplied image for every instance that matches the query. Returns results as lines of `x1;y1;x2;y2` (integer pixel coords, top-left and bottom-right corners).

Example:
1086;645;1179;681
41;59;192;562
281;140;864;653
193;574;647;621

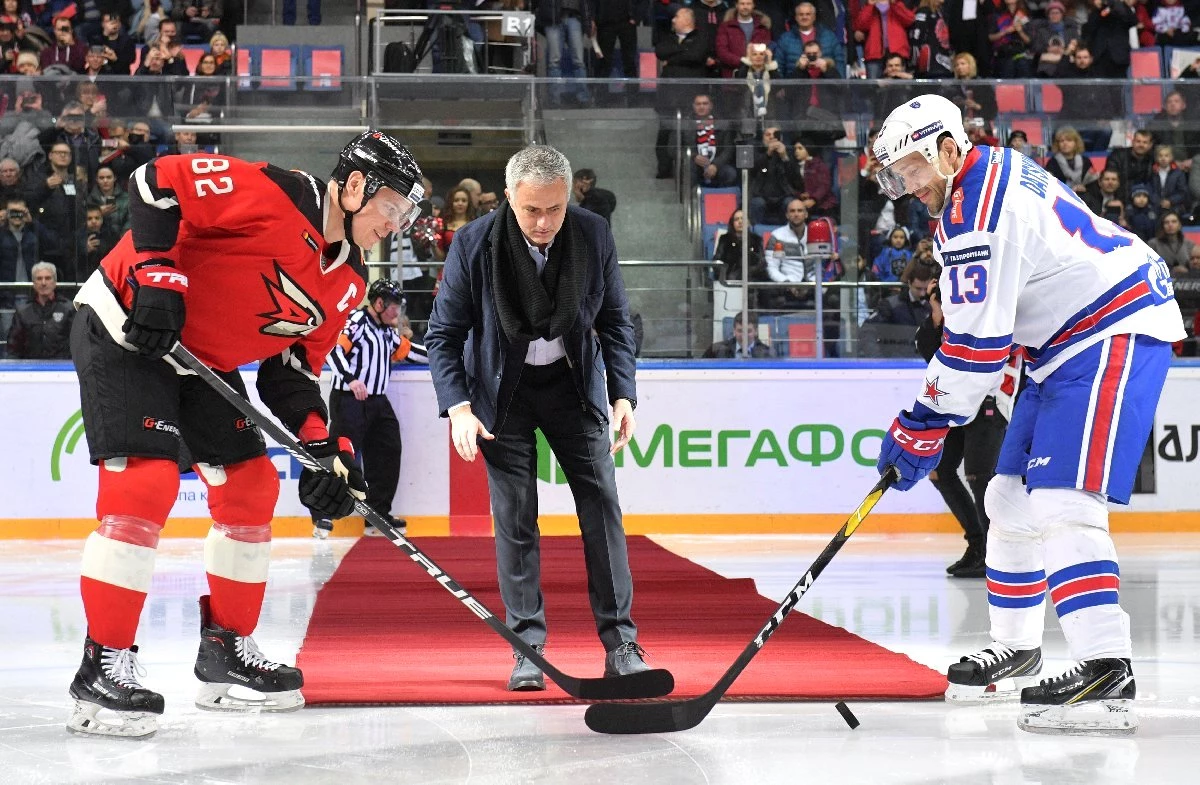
875;151;940;201
373;190;422;234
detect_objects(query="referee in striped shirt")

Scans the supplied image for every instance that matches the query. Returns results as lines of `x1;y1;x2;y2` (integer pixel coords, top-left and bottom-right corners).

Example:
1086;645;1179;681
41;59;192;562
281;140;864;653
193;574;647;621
313;279;428;538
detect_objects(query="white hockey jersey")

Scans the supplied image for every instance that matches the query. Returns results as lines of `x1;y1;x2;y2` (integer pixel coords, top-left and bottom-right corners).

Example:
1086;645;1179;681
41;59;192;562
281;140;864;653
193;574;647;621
916;145;1185;427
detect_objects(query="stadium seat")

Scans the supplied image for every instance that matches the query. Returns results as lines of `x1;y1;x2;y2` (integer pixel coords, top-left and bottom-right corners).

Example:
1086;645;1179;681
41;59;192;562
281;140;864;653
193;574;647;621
639;50;658;90
304;45;344;90
1129;48;1164;115
1039;83;1063;113
1185;228;1200;247
705;226;724;260
1164;46;1200;77
995;84;1026;114
774;314;817;358
700;187;739;229
236;46;252;89
1008;116;1046;149
182;45;206;74
256;46;299;90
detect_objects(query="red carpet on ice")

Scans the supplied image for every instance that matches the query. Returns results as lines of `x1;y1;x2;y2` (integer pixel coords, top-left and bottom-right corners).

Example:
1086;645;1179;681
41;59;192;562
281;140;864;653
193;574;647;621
297;536;947;704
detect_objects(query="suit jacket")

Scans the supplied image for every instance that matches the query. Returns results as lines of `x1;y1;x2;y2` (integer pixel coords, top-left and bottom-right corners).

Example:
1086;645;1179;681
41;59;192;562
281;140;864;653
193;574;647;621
425;205;638;432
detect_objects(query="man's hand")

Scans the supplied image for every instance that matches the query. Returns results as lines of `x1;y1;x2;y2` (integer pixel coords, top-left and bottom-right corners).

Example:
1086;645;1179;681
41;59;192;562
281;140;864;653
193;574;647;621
122;262;187;359
610;399;636;456
348;378;368;401
450;405;494;462
877;412;949;491
299;436;367;519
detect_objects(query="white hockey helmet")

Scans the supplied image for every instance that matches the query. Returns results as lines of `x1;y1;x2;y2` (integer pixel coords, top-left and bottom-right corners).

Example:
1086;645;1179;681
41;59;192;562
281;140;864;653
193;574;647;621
872;94;972;201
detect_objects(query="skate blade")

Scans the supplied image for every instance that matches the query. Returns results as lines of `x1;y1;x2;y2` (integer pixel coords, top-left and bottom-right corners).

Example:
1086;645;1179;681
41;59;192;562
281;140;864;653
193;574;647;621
66;699;158;738
195;683;305;713
1018;700;1138;736
946;673;1042;704
312;527;330;540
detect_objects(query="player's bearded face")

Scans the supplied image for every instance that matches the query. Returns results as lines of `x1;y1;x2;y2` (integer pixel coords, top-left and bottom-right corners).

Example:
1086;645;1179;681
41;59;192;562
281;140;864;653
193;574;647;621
876;151;950;215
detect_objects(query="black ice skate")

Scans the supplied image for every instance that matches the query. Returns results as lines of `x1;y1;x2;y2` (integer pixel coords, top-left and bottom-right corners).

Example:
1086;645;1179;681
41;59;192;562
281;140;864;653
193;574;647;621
67;636;164;738
193;595;304;712
945;643;1042;702
1019;658;1137;736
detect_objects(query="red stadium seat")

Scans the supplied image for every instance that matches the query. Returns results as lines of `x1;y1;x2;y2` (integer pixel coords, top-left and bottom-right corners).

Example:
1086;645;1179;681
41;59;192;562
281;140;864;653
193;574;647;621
639;50;658;90
258;46;298;90
701;188;739;229
995;84;1026;114
1129;49;1164;115
305;46;343;90
1040;84;1062;113
182;45;205;74
1009;117;1046;148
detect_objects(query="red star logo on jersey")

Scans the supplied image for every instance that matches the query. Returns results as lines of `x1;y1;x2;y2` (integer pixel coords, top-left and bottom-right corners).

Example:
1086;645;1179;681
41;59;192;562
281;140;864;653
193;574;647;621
923;376;948;406
258;262;325;337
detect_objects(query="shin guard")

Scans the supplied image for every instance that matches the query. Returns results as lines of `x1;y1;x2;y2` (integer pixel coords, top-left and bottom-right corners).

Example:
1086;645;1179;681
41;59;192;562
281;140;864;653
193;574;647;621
984;475;1047;649
1035;488;1131;661
81;458;177;649
196;458;278;635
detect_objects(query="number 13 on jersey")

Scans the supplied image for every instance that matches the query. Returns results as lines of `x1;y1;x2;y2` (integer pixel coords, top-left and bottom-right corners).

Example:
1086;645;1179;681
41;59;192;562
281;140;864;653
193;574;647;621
948;263;988;304
192;157;234;197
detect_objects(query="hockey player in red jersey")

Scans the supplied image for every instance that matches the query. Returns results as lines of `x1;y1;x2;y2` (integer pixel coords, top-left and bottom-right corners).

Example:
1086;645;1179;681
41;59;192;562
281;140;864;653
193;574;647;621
65;130;425;738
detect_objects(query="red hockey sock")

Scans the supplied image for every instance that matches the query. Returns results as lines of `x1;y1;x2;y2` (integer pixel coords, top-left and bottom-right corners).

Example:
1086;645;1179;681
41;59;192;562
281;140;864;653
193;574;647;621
196;458;278;635
81;458;176;649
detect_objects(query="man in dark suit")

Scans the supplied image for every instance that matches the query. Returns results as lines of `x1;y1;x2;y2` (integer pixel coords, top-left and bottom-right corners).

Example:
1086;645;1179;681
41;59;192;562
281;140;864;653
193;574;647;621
424;144;650;692
653;6;711;178
704;311;771;358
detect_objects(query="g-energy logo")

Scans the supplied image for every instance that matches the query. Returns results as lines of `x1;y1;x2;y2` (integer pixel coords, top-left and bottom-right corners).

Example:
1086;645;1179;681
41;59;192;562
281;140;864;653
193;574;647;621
143;417;181;438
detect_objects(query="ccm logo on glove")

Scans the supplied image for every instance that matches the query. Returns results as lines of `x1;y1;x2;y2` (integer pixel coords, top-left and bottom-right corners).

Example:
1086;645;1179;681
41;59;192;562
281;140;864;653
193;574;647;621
889;421;948;454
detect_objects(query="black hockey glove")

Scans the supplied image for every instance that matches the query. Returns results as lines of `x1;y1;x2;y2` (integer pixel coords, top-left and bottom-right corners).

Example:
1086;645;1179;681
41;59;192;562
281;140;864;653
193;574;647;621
299;437;368;520
122;261;188;359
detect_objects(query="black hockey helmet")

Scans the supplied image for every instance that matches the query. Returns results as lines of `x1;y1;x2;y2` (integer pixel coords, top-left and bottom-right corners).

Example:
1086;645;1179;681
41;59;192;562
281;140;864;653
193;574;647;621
368;278;404;306
333;129;425;231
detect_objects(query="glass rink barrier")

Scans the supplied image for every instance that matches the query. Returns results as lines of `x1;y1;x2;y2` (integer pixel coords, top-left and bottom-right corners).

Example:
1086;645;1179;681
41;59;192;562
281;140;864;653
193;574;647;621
1;73;1198;359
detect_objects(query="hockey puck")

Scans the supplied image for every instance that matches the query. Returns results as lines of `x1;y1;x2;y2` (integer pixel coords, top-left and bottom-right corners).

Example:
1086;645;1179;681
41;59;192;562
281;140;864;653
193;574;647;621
834;701;860;729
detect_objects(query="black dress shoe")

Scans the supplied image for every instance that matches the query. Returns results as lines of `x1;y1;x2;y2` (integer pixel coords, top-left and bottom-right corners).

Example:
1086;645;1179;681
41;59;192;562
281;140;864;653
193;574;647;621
507;644;546;691
604;642;651;677
950;553;986;579
947;542;983;574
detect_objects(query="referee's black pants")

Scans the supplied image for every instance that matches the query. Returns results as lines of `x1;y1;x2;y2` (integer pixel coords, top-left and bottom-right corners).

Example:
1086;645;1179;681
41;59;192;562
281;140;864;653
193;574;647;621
930;397;1007;548
326;389;403;520
478;359;638;652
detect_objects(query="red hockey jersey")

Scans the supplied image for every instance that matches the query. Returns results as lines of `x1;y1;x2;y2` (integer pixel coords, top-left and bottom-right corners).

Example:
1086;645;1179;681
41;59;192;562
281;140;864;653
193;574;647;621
76;153;368;432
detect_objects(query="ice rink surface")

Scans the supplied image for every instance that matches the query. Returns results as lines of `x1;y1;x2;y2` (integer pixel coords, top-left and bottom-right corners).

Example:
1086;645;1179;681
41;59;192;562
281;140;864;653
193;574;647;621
2;533;1198;785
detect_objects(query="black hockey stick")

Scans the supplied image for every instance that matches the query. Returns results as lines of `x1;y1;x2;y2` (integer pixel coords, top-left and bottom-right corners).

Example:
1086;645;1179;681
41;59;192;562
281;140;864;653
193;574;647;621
169;344;674;701
584;469;897;733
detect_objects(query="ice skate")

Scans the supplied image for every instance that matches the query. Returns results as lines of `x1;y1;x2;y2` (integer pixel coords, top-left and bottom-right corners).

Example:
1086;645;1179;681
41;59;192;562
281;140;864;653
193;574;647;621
312;518;333;539
67;636;164;738
193;596;304;712
1019;658;1137;736
945;643;1042;702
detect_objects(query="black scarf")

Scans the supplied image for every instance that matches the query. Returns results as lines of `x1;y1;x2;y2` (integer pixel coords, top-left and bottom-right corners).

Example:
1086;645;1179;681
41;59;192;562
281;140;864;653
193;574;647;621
490;200;585;343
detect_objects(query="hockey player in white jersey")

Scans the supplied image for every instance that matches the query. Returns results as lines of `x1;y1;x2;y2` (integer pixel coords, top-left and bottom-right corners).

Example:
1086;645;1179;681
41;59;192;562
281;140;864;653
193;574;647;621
871;94;1185;735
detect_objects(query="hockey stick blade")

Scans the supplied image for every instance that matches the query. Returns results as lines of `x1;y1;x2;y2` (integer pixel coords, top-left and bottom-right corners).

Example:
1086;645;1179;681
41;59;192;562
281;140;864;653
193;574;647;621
168;344;674;702
584;470;896;734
